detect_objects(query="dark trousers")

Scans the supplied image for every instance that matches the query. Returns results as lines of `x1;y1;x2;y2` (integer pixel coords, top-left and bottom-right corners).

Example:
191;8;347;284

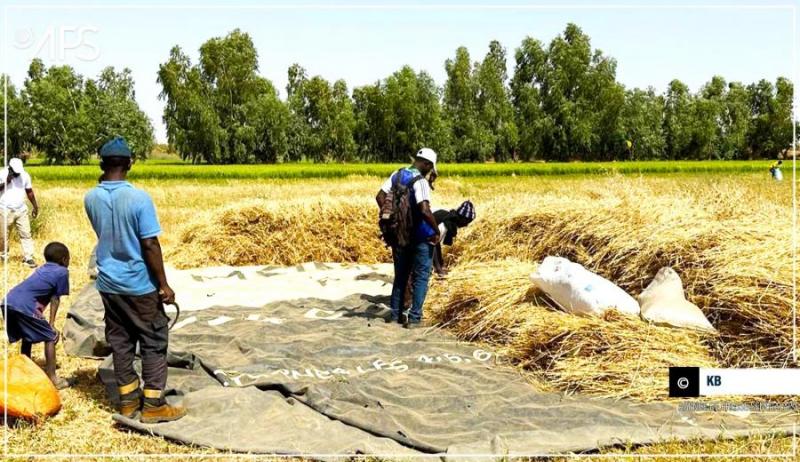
404;242;445;310
391;243;434;322
100;291;169;392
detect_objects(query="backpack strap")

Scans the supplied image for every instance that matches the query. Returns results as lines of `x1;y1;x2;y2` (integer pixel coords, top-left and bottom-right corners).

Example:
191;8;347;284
407;175;423;189
405;175;424;203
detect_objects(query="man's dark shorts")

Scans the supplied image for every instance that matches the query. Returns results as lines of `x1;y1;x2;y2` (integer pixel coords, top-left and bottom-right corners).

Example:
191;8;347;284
3;307;58;344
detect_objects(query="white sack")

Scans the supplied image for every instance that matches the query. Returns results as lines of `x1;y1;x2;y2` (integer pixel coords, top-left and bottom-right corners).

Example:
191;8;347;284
638;267;716;332
529;256;640;317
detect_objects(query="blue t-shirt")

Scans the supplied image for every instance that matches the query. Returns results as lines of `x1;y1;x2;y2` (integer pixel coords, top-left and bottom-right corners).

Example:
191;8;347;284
84;181;161;295
4;263;70;317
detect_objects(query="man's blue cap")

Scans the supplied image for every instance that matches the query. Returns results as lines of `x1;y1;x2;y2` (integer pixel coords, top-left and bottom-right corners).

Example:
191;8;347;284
99;136;132;158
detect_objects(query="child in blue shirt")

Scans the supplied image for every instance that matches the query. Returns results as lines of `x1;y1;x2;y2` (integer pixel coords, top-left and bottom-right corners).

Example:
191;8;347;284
2;242;70;388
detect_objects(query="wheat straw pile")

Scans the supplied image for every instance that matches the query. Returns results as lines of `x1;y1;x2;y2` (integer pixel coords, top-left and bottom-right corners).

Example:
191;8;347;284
427;259;718;400
168;198;391;268
447;177;793;370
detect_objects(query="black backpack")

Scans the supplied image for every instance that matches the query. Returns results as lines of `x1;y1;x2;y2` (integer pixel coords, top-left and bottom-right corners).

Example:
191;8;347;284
379;169;422;248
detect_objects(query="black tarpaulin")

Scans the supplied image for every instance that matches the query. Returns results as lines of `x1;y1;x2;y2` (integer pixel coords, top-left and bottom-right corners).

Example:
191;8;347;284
63;264;798;458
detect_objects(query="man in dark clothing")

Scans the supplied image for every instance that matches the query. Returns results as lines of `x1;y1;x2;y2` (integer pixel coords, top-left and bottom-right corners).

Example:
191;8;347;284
84;136;185;424
376;148;441;328
402;201;476;310
432;200;476;276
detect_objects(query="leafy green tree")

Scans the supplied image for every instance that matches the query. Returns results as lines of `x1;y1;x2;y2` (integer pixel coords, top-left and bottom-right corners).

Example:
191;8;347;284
510;37;548;160
698;76;727;159
476;41;517;161
771;77;795;157
414;71;451;161
158;46;221;163
386;67;450;161
689;96;719;160
353;82;390;162
245;80;290;163
662;78;720;160
353;66;449;162
618;88;665;160
541;23;594;160
158;29;286;163
21;27;797;164
329;79;357;161
1;75;26;157
444;46;492;162
286;63;311;162
586;50;626;160
746;79;777;158
510;24;624;161
21;60;96;164
20;59;153;164
85;67;154;159
745;77;796;159
720;81;750;159
663;79;694;160
286;65;356;162
544;24;626;160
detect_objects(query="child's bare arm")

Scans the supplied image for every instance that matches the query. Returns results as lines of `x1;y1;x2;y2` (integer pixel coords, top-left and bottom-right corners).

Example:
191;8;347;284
49;296;60;327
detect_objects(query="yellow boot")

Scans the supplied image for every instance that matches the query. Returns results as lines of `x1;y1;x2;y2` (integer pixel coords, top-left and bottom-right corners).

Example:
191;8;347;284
140;389;186;424
117;380;141;419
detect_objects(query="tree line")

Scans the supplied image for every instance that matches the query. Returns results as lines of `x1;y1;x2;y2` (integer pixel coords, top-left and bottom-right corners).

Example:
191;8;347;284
2;59;154;163
3;24;795;164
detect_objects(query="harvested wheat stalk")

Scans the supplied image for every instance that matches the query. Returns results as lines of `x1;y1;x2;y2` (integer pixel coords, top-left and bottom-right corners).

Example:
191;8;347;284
449;180;792;368
428;259;718;401
168;198;391;268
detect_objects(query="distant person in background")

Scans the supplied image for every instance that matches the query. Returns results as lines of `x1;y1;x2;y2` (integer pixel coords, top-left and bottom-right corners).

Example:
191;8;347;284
770;160;783;181
1;242;71;389
0;158;40;267
84;136;184;423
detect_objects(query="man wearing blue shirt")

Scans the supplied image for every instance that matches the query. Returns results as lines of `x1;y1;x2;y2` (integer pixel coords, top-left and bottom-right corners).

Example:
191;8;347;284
84;136;184;424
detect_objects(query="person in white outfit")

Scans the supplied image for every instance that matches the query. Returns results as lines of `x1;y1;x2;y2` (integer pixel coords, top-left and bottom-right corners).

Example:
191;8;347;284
0;158;40;267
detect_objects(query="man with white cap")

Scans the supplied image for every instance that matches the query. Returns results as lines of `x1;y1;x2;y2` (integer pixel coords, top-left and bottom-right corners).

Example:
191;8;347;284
0;158;39;267
375;148;441;328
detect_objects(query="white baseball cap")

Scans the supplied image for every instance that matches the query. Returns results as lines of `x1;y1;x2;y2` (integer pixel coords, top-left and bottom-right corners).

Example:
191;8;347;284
415;148;438;174
8;158;24;173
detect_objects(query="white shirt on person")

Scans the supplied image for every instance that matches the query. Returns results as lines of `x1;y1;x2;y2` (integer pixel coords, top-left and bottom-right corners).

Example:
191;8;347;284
0;168;32;210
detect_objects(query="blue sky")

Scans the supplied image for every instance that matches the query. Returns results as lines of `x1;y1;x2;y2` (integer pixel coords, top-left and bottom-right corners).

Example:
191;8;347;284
2;0;797;142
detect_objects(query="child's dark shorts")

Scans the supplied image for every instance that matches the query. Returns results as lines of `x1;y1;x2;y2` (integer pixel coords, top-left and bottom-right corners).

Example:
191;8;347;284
3;307;58;344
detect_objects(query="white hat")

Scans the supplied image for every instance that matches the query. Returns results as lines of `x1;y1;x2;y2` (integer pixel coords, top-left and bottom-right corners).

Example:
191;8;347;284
8;158;24;173
415;148;438;173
